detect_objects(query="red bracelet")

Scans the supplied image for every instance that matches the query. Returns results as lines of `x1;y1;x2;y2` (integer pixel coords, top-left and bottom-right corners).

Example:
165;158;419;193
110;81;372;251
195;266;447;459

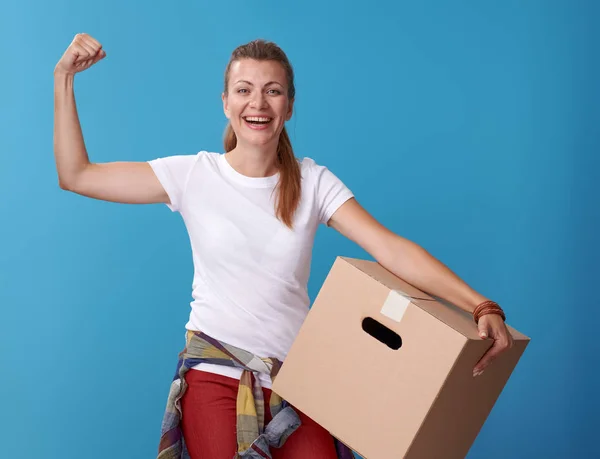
473;300;506;324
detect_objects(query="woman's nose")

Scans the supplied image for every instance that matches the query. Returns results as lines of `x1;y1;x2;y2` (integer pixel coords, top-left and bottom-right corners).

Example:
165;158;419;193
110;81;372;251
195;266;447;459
250;92;268;108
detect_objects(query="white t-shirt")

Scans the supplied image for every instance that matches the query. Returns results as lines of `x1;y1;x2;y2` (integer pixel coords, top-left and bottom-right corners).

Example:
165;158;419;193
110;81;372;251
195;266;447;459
148;151;354;388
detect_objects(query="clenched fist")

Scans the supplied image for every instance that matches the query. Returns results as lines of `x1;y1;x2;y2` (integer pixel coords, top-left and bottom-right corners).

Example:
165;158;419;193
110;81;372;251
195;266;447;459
55;33;106;76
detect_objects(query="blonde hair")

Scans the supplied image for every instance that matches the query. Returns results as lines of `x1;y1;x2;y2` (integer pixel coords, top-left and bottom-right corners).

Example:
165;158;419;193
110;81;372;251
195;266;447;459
223;39;301;229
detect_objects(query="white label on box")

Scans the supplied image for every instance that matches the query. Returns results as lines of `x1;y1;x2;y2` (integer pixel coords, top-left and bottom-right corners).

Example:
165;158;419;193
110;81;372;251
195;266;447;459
380;290;411;322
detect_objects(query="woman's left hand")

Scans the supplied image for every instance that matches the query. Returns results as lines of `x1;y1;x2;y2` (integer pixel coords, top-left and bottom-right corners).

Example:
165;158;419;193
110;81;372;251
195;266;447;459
473;314;514;377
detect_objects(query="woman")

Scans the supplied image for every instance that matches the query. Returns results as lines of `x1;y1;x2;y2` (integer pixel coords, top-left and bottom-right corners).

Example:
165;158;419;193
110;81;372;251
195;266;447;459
53;33;512;459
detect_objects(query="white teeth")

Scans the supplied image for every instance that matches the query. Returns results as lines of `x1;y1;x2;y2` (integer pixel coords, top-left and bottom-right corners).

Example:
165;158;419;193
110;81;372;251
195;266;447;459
244;116;272;122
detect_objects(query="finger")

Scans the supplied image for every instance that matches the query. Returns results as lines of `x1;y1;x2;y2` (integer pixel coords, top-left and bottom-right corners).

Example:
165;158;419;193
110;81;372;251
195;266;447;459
477;321;490;340
81;36;103;59
70;44;90;63
91;49;107;65
473;349;498;376
76;38;97;59
473;338;510;375
81;34;102;50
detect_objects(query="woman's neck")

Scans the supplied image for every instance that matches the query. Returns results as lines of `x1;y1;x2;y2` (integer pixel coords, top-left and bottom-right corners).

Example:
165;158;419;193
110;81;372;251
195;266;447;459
225;144;279;178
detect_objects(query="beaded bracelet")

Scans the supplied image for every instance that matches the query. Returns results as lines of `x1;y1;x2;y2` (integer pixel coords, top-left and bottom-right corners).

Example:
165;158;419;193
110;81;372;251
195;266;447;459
473;300;506;324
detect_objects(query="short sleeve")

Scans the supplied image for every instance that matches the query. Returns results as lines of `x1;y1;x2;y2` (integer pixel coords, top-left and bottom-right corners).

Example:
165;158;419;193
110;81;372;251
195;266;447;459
147;154;198;212
311;160;354;225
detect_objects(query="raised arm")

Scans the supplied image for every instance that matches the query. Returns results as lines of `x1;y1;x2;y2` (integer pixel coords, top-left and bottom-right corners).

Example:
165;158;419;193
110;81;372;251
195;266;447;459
53;33;168;205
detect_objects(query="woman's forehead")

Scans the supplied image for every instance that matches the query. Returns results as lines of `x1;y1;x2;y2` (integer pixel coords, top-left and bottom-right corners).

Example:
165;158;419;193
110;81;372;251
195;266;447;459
229;59;287;85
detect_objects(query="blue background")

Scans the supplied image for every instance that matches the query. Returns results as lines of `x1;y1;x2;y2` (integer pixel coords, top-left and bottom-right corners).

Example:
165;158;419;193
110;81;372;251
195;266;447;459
1;1;598;458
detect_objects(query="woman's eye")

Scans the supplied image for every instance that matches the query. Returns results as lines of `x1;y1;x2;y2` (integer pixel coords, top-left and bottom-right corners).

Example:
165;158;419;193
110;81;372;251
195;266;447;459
237;88;248;94
268;89;281;95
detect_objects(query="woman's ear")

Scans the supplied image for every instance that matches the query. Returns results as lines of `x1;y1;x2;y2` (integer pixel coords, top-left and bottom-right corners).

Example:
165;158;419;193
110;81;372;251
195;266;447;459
286;98;294;121
222;92;230;119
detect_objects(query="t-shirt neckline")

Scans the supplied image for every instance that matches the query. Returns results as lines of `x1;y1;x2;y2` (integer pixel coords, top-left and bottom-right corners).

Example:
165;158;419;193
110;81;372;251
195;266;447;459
219;153;280;188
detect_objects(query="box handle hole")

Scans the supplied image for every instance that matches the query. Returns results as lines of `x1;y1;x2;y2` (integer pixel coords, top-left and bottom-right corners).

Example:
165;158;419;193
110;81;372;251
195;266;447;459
362;317;402;350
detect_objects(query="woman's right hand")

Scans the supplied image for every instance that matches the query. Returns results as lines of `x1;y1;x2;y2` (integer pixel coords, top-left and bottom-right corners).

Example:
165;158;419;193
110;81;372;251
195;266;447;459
54;33;106;76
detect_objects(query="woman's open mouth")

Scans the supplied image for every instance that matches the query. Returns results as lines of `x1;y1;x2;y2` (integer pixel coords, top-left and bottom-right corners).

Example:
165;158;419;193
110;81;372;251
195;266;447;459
243;116;273;130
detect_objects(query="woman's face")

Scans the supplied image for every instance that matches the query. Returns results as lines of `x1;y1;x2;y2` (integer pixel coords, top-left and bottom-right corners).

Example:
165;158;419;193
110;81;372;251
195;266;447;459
223;58;294;149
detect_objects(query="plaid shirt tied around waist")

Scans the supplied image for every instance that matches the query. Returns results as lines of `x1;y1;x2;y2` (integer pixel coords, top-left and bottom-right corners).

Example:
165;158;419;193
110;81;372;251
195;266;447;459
157;330;354;459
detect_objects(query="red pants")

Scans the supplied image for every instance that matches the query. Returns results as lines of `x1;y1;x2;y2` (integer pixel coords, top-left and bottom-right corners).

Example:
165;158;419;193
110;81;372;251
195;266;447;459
181;369;339;459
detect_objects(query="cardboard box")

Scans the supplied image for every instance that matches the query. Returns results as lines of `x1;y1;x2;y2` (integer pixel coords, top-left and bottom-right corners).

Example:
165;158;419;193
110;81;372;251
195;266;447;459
272;257;530;459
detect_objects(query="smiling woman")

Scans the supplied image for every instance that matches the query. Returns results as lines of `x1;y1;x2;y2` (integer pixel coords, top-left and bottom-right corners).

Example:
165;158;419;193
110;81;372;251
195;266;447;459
53;34;512;459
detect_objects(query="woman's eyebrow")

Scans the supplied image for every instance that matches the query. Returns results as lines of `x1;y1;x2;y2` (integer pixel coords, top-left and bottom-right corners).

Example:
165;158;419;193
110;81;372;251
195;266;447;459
234;80;284;87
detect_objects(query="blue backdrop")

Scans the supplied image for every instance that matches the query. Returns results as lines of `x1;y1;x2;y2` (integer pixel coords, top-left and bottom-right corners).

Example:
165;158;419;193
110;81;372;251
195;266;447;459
1;1;598;458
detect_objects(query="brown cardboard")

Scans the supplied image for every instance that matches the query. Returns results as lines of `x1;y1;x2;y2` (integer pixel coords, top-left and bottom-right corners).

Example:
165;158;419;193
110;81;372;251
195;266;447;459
272;256;530;459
